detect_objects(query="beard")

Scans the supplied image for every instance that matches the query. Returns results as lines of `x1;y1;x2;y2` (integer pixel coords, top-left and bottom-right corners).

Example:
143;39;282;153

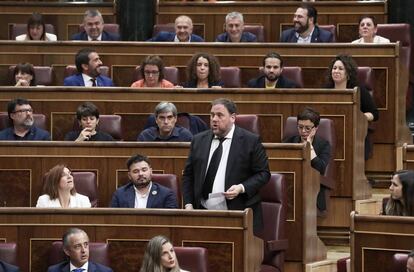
133;179;151;189
21;117;34;128
294;20;309;34
265;73;279;82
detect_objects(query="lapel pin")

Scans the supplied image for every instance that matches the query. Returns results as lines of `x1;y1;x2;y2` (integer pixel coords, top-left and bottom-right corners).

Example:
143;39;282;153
152;190;157;195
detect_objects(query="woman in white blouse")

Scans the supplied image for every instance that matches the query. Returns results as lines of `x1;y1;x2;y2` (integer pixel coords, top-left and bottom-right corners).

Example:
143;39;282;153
15;12;57;41
36;165;91;208
351;15;390;44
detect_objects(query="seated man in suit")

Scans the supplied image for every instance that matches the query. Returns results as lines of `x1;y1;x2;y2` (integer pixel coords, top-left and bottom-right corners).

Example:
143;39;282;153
215;12;257;42
148;15;204;42
248;52;298;88
0;98;50;141
408;250;414;272
0;260;20;272
64;48;114;87
71;9;119;41
137;101;193;142
47;228;112;272
283;107;331;211
280;3;333;43
111;154;178;208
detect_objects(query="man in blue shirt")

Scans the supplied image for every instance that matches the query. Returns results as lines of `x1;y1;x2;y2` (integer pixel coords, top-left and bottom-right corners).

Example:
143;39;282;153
137;102;193;142
0;98;50;141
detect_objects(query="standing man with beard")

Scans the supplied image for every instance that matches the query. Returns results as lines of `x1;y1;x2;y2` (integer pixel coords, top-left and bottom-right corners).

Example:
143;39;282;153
247;52;298;88
111;154;178;208
0;98;50;140
64;48;114;86
280;3;333;43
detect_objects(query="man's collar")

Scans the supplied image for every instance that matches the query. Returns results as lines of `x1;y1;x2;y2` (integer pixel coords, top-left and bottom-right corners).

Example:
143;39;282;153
69;261;88;272
295;25;315;39
214;124;235;139
88;33;102;41
174;35;191;42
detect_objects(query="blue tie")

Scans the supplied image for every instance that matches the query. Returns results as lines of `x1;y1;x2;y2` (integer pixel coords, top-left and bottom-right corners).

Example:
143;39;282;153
72;268;84;272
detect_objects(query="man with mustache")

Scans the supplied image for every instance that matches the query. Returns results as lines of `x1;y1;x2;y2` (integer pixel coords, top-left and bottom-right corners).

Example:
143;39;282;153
64;48;114;87
280;3;333;43
0;98;50;140
247;52;298;88
111;154;178;208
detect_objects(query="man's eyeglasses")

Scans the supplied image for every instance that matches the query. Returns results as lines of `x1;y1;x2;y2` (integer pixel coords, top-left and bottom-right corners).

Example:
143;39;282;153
297;125;314;132
13;109;33;114
144;71;160;76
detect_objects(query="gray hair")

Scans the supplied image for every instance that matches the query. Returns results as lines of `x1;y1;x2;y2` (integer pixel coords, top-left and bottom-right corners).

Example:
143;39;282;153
62;228;88;248
83;9;104;23
225;11;244;24
154;101;177;117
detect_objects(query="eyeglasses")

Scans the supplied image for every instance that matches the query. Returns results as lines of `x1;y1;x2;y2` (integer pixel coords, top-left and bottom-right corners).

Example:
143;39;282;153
13;109;33;114
297;125;314;132
144;70;160;76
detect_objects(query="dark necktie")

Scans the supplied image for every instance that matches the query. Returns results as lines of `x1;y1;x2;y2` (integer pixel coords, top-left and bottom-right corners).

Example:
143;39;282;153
72;268;84;272
91;78;97;87
202;137;226;199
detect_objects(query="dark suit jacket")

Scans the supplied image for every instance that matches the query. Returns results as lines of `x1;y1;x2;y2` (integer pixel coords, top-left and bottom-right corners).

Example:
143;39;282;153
215;31;257;42
148;31;204;42
247;75;298;88
110;182;178;208
63;74;114;87
182;126;270;232
280;25;333;43
71;30;120;41
0;261;20;272
47;261;112;272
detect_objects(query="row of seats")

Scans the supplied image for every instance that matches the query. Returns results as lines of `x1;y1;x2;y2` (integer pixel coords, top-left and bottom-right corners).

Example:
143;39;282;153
7;64;376;89
337;253;410;272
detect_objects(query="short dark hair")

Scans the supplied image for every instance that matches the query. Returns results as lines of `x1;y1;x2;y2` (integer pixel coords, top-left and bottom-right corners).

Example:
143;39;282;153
297;107;320;127
300;3;318;24
358;15;377;27
7;98;31;119
211;98;237;115
13;63;36;86
76;102;99;120
127;154;151;170
140;55;165;81
27;12;46;40
75;48;96;73
326;54;358;88
263;52;283;67
63;228;88;248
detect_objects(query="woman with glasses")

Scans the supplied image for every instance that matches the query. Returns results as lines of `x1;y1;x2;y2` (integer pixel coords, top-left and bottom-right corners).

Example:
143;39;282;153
131;55;174;88
384;170;414;216
183;52;224;88
36;164;91;208
13;63;36;86
16;12;57;41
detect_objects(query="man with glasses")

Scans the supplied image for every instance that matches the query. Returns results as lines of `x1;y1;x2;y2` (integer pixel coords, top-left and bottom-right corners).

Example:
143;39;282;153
283;107;330;211
137;101;192;142
0;98;50;140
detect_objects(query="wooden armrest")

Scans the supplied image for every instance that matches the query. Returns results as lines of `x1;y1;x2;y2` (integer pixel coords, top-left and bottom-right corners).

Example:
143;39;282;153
267;239;288;251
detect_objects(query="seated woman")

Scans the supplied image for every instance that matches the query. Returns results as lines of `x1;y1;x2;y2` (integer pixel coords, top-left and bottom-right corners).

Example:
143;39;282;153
351;15;390;44
131;55;174;88
64;102;114;142
15;12;57;41
384;170;414;216
325;54;378;158
13;63;36;86
36;164;91;208
183;52;224;88
140;235;189;272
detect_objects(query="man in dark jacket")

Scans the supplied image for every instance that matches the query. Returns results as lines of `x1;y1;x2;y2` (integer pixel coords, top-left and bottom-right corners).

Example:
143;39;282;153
71;10;119;41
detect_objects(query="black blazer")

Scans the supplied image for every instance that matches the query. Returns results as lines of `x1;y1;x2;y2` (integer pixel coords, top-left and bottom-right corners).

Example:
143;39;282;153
182;126;270;232
280;25;333;43
71;30;120;41
247;75;298;88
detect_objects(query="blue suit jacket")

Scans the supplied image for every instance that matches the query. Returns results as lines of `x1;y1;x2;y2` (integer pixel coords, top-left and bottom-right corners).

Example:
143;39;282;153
63;74;114;87
215;31;257;42
148;31;204;42
0;261;20;272
280;26;333;43
47;261;112;272
71;30;120;41
111;182;178;208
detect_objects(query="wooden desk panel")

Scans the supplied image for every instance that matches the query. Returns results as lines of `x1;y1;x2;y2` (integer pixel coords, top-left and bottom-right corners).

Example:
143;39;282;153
0;208;262;272
351;212;414;272
157;1;387;42
0;141;325;266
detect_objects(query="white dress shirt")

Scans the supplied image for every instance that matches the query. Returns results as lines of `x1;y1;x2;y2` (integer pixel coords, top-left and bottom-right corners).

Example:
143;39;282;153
134;182;152;208
70;261;88;272
36;193;91;208
82;74;97;87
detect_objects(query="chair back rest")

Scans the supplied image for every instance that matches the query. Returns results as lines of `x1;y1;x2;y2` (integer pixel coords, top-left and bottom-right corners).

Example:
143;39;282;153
244;25;265;42
357;66;375;93
318;24;336;42
257;173;287;269
174;247;208;272
48;241;110;267
0;112;47;131
377;23;411;68
153;23;175;36
72;171;98;207
72;114;122;140
220;67;241;88
64;65;109;78
282;66;304;88
0;243;17;265
9;65;54;86
133;66;179;86
235;114;259;135
151;174;180;207
78;24;120;36
391;253;408;272
10;23;56;40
